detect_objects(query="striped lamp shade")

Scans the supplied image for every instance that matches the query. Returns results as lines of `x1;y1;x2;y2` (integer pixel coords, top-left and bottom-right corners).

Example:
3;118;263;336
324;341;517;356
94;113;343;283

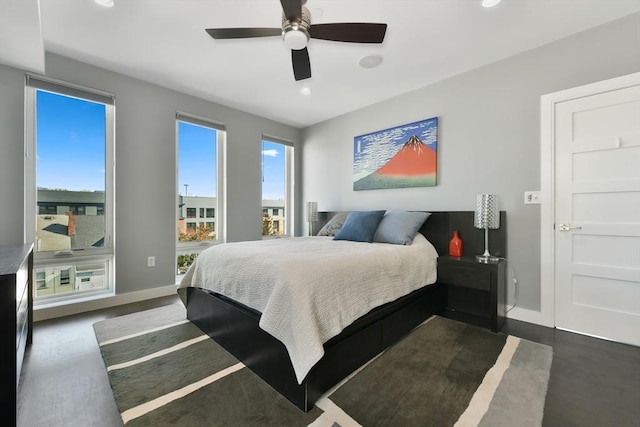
474;195;500;229
306;201;318;222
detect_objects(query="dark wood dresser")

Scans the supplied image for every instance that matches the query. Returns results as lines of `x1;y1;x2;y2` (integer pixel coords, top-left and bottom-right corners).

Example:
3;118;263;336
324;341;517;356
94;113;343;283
1;243;34;425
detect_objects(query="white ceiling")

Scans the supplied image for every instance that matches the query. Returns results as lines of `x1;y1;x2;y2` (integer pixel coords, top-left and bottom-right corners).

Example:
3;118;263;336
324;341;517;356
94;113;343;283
0;0;44;73
4;0;640;128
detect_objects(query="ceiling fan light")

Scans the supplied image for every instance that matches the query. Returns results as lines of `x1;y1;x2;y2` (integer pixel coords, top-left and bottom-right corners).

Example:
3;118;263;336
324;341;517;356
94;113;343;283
94;0;115;7
283;28;309;50
359;55;383;69
482;0;502;7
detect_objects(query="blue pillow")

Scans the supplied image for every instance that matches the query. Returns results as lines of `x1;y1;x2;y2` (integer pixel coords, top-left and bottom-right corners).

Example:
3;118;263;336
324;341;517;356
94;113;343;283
333;210;386;243
373;211;431;245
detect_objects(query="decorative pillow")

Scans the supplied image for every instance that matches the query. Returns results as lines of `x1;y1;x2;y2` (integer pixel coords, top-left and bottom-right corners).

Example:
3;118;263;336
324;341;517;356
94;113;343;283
373;211;431;245
333;210;386;243
316;212;349;236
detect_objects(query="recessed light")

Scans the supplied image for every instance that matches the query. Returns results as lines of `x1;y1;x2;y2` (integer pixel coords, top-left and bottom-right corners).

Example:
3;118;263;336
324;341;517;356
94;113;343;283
359;55;383;69
300;87;312;96
94;0;115;8
482;0;502;7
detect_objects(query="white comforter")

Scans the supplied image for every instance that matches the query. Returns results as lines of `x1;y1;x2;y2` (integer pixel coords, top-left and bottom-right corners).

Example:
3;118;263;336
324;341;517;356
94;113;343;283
178;233;438;384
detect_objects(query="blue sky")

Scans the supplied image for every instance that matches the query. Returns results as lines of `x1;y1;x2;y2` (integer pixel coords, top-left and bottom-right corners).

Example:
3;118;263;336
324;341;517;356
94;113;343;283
37;90;285;200
261;140;285;201
178;123;285;199
178;121;217;197
37;90;106;191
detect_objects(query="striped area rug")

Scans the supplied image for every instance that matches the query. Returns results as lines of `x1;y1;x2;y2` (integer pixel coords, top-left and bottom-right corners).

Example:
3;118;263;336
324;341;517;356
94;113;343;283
93;303;552;426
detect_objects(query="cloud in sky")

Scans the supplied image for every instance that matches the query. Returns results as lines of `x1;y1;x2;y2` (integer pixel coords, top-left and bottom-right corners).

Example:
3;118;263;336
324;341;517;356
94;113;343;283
262;149;279;157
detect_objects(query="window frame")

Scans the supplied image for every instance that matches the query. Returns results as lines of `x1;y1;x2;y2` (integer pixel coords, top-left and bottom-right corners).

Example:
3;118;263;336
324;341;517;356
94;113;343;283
261;135;294;238
175;112;226;278
24;74;116;305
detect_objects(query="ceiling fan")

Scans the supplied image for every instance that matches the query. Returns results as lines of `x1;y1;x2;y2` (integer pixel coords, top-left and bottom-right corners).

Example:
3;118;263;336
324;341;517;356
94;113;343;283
205;0;387;81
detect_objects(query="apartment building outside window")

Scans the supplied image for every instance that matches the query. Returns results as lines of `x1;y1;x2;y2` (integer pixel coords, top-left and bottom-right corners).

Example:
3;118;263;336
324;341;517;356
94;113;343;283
176;113;226;277
261;137;294;238
25;75;115;304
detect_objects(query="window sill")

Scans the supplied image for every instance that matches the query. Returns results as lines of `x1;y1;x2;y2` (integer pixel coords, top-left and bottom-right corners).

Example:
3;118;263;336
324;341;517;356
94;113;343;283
35;289;115;310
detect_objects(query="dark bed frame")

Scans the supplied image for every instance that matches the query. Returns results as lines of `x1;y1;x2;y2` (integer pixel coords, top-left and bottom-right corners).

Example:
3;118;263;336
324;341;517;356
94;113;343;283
179;210;506;412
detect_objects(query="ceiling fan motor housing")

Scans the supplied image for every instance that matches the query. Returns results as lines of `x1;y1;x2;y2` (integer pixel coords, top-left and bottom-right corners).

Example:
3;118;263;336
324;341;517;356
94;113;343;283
282;6;311;50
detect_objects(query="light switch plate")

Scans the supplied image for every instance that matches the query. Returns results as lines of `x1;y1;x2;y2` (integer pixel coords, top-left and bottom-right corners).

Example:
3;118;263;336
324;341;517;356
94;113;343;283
524;191;541;204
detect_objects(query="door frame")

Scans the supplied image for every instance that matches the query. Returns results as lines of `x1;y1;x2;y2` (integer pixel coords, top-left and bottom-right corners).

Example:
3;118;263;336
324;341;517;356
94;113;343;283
539;72;640;328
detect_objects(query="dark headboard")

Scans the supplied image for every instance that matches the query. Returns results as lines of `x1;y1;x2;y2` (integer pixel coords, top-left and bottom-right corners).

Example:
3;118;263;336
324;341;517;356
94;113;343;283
313;211;507;258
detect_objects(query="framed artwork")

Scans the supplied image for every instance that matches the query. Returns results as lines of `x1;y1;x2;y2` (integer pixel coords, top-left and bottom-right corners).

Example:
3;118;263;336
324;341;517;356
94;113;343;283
353;117;438;191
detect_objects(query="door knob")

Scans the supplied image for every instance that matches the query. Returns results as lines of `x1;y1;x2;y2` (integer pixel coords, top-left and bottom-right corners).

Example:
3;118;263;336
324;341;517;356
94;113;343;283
558;223;582;231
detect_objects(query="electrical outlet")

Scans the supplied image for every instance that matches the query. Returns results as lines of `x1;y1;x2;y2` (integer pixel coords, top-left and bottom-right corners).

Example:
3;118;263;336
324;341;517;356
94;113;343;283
524;191;541;204
147;256;155;267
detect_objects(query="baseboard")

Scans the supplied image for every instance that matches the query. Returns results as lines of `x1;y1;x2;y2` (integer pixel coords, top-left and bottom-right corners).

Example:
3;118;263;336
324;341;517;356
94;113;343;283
33;284;178;322
506;306;547;326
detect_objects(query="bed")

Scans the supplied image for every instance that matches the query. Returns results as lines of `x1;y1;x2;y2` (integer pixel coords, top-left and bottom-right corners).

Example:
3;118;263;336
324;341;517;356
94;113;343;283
177;210;506;411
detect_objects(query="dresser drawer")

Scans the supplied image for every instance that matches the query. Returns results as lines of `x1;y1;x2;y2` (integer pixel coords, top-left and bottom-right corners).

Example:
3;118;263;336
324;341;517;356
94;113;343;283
16;285;28;351
15;258;28;311
16;300;29;387
447;285;491;319
438;263;491;291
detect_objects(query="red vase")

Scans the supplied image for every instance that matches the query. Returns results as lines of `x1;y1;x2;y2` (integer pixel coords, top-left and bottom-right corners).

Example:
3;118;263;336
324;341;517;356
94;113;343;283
449;230;463;257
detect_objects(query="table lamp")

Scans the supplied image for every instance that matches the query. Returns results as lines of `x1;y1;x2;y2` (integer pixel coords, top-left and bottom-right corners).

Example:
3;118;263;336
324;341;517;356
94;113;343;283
306;201;318;236
474;194;500;263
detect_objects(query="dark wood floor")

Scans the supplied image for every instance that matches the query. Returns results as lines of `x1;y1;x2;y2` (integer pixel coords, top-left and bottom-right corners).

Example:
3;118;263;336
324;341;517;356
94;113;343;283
17;295;640;427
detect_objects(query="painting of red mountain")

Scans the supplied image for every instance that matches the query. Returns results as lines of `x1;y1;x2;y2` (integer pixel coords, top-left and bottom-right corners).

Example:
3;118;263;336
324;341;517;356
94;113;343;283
353;117;438;190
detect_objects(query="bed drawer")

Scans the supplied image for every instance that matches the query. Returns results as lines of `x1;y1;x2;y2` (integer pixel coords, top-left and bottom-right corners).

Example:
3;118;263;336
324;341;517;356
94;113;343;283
381;283;446;348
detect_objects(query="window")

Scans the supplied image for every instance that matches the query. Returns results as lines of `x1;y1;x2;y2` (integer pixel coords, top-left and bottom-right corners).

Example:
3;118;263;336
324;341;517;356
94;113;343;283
176;113;226;278
35;271;46;291
39;206;56;215
59;268;71;286
25;75;115;305
261;138;294;237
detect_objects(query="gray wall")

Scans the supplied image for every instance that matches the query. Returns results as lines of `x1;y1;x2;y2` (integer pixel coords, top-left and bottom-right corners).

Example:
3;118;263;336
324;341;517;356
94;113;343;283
301;13;640;313
0;53;301;294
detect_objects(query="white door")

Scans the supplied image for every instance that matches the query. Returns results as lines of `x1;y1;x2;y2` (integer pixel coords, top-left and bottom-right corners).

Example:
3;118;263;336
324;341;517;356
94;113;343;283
554;81;640;346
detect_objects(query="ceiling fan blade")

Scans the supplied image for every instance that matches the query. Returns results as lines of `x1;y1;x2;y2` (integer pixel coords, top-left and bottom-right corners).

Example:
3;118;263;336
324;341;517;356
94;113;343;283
291;47;311;81
280;0;302;22
310;23;387;43
205;28;282;39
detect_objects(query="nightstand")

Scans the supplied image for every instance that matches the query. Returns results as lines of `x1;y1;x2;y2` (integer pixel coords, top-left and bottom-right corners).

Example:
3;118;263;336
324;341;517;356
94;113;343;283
437;256;506;332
